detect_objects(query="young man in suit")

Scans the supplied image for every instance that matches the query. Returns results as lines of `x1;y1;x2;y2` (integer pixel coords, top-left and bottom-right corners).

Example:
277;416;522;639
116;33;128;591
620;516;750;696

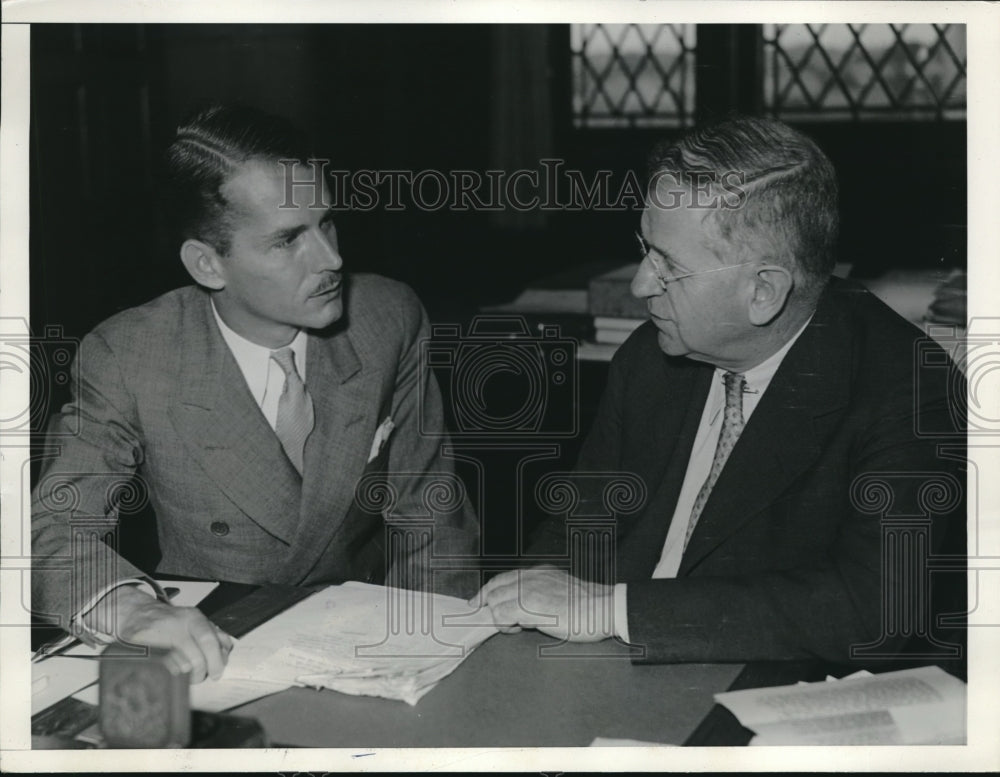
31;105;480;681
479;117;965;665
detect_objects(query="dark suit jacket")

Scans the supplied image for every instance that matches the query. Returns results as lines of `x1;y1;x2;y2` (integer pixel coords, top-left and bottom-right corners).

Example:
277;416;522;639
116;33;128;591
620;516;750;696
531;278;965;665
32;274;480;630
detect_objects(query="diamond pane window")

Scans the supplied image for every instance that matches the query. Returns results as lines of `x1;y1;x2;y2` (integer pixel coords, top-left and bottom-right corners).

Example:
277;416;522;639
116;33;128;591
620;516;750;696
764;23;966;120
571;24;696;128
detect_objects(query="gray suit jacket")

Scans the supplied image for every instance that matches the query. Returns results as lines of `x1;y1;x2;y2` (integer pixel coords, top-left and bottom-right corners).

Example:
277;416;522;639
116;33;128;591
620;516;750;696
32;274;480;630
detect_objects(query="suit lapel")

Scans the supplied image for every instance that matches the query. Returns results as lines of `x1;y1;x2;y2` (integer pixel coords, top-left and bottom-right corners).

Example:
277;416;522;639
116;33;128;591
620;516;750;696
290;326;374;579
617;356;713;578
679;288;853;574
169;292;303;543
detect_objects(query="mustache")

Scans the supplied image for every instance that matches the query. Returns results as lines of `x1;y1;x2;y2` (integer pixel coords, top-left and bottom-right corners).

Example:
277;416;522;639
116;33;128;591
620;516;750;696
313;274;343;295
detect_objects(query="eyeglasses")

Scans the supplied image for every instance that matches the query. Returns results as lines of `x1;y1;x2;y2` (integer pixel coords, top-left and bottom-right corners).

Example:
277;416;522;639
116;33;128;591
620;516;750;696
634;231;754;291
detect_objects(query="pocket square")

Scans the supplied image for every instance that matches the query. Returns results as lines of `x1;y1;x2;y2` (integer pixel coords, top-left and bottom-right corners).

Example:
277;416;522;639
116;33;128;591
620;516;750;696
368;416;395;463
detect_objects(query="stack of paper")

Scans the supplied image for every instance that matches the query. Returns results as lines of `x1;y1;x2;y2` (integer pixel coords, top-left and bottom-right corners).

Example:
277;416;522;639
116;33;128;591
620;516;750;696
221;582;498;706
714;666;966;745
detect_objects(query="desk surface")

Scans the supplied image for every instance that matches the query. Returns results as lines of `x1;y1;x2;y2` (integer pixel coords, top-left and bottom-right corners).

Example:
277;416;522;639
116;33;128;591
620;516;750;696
31;582;831;748
232;630;743;748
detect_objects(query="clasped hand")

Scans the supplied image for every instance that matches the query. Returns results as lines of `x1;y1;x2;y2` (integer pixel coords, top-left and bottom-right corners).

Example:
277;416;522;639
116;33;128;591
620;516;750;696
473;566;617;642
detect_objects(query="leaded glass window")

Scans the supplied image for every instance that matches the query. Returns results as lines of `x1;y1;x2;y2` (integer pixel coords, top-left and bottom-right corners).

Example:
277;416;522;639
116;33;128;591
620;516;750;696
570;24;696;128
763;23;966;120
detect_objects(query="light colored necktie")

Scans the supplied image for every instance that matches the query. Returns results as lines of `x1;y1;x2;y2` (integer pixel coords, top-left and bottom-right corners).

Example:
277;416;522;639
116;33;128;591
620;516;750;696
684;371;746;551
270;347;315;476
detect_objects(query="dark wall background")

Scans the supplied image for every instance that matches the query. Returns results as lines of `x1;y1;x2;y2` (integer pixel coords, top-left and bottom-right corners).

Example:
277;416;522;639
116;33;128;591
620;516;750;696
30;24;501;336
31;23;967;346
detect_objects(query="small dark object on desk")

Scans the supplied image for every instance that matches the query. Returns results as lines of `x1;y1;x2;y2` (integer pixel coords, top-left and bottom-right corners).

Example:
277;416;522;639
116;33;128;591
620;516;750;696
33;699;269;748
190;711;268;748
31;584;321;749
31;696;100;741
203;583;317;638
99;644;191;748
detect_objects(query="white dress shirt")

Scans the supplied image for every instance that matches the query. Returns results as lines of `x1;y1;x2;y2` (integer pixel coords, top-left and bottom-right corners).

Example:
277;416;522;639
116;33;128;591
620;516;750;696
613;318;812;643
210;300;308;430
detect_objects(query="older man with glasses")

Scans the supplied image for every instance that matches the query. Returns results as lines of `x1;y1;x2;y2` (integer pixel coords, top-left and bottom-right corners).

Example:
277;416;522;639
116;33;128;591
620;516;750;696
478;116;966;667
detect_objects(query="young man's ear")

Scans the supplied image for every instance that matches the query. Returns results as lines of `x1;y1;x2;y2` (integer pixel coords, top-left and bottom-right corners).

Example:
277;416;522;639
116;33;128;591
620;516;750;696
179;239;226;290
748;264;793;326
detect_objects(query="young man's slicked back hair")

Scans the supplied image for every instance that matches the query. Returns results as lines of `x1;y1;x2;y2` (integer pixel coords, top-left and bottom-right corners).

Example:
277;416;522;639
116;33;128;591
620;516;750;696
648;116;839;301
163;104;315;255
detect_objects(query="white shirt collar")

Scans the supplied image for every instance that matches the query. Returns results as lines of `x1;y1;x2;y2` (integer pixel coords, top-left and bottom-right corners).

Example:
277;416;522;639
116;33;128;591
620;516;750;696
703;314;814;425
210;298;309;405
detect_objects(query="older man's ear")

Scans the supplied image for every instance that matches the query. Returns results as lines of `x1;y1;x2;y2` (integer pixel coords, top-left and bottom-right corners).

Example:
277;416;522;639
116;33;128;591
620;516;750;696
747;264;794;326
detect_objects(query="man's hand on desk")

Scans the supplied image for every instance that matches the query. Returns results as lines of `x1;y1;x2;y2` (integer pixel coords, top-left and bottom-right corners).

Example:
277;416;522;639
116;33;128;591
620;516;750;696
475;566;617;642
83;586;234;683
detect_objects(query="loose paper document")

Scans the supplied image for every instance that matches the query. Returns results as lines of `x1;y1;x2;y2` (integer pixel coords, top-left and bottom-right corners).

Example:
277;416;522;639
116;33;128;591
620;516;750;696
714;666;966;745
32;644;101;716
220;581;498;706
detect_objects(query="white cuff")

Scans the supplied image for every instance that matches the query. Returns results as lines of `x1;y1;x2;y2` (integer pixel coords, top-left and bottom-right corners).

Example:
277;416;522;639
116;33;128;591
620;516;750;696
613;583;631;644
70;577;168;645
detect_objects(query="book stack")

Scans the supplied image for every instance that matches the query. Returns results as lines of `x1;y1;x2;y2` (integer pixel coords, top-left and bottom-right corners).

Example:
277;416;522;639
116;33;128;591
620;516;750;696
480;260;629;343
593;316;645;345
588;263;646;350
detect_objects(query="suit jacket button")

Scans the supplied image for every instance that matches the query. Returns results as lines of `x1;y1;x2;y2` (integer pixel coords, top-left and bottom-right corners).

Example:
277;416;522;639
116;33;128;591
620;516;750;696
210;521;230;537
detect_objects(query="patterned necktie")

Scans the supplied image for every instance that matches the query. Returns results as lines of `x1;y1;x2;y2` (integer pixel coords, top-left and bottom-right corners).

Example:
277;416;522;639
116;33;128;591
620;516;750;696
270;347;315;476
684;371;746;551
